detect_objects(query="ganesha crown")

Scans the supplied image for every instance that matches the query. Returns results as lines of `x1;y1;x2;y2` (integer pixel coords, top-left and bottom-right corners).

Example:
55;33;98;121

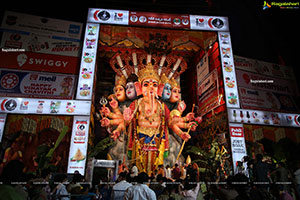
138;62;160;83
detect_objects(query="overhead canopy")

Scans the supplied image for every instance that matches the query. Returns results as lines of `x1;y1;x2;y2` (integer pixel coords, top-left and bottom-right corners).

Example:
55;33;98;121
98;25;217;64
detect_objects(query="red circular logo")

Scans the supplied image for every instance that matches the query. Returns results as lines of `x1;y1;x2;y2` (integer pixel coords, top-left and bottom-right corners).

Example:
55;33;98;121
1;73;19;89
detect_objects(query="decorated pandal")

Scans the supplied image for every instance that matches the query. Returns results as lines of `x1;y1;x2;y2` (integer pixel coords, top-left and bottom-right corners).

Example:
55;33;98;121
98;50;202;175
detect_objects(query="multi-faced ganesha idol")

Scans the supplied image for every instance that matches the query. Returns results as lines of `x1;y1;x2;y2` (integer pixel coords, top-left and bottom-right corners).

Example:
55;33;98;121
99;50;199;175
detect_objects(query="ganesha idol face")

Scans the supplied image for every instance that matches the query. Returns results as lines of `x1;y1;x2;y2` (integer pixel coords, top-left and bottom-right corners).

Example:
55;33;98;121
114;85;126;102
126;82;137;100
141;78;159;100
169;86;181;103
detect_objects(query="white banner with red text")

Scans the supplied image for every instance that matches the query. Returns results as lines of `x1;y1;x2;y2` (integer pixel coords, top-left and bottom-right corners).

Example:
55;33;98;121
229;123;248;176
67;116;90;175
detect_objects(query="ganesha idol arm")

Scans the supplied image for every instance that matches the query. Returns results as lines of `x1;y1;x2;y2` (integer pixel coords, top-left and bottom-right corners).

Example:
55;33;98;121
169;120;197;141
99;97;127;140
100;117;125;140
168;110;197;141
100;107;122;119
182;112;195;122
100;96;123;119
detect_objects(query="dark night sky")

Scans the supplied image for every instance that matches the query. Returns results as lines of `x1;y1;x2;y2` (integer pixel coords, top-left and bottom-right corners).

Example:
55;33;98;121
1;0;299;88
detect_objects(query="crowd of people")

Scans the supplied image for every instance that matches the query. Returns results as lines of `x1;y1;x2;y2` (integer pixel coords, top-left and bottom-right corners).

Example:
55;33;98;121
0;155;300;200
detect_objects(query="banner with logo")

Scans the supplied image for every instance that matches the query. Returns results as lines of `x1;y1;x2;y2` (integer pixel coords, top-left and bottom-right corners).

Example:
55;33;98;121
0;51;80;74
238;86;299;113
197;69;225;116
218;32;240;108
76;23;100;100
228;108;300;128
234;55;296;80
128;11;190;29
1;32;81;57
87;8;129;25
229;123;247;175
1;11;82;42
190;15;229;31
236;69;299;96
87;8;229;31
0;69;76;99
197;69;218;96
67;116;90;175
0;97;91;115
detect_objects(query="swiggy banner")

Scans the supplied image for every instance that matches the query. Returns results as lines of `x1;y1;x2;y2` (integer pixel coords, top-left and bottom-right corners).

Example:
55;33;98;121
0;51;80;74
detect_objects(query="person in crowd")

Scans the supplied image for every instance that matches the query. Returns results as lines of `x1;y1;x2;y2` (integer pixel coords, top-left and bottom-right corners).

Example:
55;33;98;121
28;177;48;200
271;162;290;192
165;165;172;180
172;163;181;180
0;159;28;200
150;169;158;181
112;172;132;200
77;184;97;200
158;178;183;200
253;154;270;190
294;162;300;199
68;173;84;197
130;164;139;178
98;177;112;200
180;165;187;180
158;165;165;177
247;159;255;182
232;173;277;200
53;174;70;200
218;175;238;200
124;172;156;200
150;174;165;197
40;168;52;198
179;176;202;200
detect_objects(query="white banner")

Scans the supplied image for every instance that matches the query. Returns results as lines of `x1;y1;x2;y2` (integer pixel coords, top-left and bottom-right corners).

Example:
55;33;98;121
236;69;299;96
228;108;300;127
229;123;248;176
0;113;7;142
76;23;100;100
0;97;91;115
238;86;299;113
67;116;90;175
0;69;77;99
1;11;83;42
190;15;229;31
1;32;81;57
218;32;240;108
234;55;296;81
197;69;218;96
87;8;129;25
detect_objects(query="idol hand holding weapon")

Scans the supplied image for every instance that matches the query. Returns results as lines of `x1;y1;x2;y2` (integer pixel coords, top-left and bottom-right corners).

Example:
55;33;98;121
169;103;197;141
99;95;125;141
175;104;198;161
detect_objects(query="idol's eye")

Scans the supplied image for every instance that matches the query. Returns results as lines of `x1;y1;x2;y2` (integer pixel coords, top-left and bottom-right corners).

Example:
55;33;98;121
143;83;149;87
153;82;158;87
